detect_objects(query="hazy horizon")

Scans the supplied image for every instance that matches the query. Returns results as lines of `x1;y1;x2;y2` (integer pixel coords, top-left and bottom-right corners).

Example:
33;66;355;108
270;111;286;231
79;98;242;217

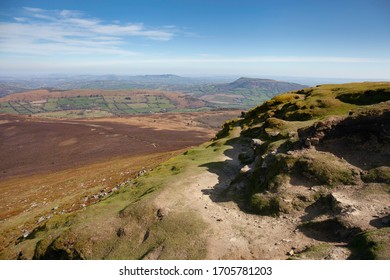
1;73;389;88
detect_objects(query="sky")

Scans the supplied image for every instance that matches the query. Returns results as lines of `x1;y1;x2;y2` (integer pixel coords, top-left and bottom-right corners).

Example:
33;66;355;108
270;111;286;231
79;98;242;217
0;0;389;79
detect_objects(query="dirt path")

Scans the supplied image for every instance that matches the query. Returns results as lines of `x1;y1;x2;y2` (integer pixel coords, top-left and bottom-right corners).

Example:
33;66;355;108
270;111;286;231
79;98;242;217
168;135;387;260
182;155;315;259
154;129;321;259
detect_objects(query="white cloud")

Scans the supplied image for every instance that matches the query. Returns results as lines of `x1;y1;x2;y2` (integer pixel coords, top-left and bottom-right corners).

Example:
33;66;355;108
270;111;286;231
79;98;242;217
22;7;44;13
13;17;27;22
0;7;174;57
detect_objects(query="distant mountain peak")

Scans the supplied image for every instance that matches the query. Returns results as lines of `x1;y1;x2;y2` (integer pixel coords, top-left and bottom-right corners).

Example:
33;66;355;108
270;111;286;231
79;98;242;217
221;77;307;91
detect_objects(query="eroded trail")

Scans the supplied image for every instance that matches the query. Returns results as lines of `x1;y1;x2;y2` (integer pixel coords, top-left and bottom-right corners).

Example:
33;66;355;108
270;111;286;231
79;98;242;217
154;128;321;260
183;157;316;259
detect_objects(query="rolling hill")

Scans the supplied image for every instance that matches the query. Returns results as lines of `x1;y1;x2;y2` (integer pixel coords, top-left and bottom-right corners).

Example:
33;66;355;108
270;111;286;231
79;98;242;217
207;77;305;93
193;77;307;107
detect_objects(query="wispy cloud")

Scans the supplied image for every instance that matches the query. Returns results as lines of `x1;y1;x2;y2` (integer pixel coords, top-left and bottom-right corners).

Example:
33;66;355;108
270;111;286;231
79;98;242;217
0;7;174;56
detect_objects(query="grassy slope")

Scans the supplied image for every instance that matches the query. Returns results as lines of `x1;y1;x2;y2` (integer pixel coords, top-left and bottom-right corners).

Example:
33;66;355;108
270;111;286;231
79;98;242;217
0;132;238;259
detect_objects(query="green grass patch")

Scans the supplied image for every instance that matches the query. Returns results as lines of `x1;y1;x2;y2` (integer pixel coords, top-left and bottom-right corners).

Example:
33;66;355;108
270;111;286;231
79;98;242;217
350;228;390;259
0;103;18;114
250;193;282;216
128;103;149;109
362;166;390;184
156;97;170;104
293;151;358;186
16;138;232;260
158;103;175;109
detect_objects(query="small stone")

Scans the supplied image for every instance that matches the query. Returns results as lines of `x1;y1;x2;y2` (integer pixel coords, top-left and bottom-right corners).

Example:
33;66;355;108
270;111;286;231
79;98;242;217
304;138;311;148
157;208;168;220
287;249;295;256
251;139;263;149
288;131;296;137
240;165;251;174
216;218;223;222
269;131;280;137
99;192;107;198
310;137;320;146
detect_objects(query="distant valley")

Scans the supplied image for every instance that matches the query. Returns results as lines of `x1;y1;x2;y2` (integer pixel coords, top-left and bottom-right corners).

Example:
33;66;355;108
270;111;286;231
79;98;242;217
0;75;307;117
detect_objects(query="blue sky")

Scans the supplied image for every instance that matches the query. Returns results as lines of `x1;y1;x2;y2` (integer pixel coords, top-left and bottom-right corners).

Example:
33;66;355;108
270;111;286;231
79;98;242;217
0;0;389;79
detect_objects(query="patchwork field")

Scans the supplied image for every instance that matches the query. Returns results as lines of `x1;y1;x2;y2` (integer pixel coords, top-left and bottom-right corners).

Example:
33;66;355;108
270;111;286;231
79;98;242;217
0;89;212;117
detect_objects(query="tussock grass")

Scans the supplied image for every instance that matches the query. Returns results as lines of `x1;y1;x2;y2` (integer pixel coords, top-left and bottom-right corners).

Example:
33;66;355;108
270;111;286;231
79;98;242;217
350;228;390;259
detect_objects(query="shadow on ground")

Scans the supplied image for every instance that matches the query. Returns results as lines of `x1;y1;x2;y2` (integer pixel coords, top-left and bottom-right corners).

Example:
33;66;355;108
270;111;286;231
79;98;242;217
199;136;250;206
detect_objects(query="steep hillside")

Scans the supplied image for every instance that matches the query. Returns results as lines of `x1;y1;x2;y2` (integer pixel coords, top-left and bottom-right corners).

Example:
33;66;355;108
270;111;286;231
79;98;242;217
1;82;389;260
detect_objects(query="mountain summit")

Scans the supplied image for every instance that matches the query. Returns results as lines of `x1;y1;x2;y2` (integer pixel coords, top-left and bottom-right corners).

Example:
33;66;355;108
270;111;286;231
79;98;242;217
224;77;306;92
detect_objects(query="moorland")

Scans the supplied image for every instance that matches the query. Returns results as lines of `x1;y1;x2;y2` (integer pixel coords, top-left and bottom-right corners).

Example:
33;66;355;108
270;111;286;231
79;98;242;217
0;78;389;260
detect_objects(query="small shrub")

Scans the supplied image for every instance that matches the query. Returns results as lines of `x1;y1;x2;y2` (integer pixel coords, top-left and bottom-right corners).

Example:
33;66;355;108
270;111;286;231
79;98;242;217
250;193;281;216
265;117;287;129
285;110;313;121
362;166;390;184
214;120;236;139
170;166;181;175
267;93;301;107
293;152;357;186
